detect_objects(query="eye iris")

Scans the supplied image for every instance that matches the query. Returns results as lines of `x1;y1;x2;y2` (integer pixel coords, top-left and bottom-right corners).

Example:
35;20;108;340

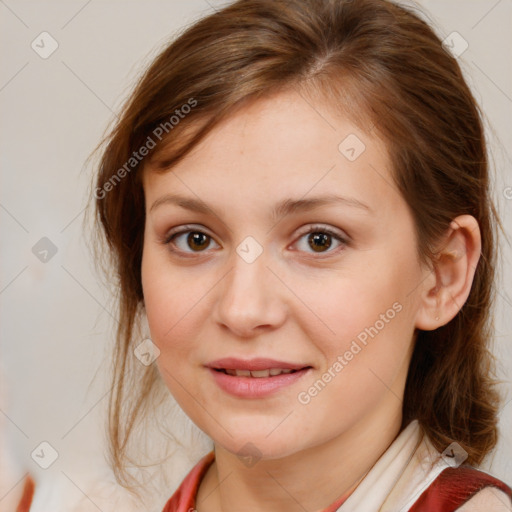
187;232;209;251
308;232;331;252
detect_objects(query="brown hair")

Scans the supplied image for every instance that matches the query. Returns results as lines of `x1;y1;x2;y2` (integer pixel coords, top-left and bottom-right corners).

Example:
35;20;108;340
92;0;503;494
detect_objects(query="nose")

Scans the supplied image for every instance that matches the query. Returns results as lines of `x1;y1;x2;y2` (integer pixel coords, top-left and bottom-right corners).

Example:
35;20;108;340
212;251;288;339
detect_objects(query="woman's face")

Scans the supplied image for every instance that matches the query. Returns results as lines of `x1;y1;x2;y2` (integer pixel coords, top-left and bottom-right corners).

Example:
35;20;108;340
141;89;430;459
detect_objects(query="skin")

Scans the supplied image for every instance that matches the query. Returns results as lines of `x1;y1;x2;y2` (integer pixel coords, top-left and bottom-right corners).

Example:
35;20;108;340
140;88;481;512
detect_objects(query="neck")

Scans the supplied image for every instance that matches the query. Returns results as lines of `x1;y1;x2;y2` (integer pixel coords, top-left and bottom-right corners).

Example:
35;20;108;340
196;397;404;512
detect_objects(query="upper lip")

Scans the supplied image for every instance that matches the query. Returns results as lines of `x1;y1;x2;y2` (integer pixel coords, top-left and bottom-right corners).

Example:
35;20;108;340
206;357;310;371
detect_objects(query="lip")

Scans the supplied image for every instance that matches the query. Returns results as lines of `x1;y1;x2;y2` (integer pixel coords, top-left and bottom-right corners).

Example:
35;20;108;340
205;358;312;398
206;357;307;371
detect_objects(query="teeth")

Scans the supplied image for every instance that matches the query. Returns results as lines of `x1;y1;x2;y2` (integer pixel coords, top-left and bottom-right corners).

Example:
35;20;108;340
250;369;270;378
224;368;296;377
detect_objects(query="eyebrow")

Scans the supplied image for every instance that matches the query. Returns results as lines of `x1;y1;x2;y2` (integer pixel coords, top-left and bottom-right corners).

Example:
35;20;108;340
149;193;372;220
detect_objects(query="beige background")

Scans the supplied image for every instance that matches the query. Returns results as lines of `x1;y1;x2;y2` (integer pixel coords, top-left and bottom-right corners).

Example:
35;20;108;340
1;1;511;511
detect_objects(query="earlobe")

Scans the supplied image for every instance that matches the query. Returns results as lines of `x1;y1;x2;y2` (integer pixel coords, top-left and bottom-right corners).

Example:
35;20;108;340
415;215;482;331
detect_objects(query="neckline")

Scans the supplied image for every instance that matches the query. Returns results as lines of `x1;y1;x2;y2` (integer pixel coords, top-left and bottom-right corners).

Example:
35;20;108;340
185;452;352;512
164;421;422;512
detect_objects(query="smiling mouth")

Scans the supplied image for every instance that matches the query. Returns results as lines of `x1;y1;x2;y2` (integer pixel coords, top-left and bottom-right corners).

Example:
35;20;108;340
212;367;311;378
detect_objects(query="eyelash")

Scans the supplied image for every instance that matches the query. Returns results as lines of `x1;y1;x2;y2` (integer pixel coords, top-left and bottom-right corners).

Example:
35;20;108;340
163;224;349;258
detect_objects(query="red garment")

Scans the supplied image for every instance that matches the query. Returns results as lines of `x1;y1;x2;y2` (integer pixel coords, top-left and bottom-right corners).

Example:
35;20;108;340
16;474;35;512
409;466;512;512
161;451;512;512
15;454;512;511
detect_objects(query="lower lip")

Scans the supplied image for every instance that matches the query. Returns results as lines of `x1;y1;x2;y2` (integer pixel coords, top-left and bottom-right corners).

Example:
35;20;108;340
208;368;311;398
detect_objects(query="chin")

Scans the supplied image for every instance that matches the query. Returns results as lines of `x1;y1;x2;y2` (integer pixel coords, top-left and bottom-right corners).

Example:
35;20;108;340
206;421;308;462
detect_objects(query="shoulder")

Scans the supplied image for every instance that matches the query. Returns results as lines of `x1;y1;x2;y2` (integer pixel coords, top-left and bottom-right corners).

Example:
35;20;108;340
458;487;512;511
408;466;512;512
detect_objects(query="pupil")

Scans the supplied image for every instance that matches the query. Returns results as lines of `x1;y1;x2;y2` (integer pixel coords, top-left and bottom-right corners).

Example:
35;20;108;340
188;232;209;251
308;232;331;252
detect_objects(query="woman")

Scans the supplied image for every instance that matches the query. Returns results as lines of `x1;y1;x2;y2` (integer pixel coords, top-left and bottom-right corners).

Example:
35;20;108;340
86;0;512;510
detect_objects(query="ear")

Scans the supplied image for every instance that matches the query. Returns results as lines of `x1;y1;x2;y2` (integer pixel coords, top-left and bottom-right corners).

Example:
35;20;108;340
414;215;481;331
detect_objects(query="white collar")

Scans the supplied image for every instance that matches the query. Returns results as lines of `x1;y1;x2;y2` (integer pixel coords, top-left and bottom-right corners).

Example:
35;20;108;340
338;420;449;512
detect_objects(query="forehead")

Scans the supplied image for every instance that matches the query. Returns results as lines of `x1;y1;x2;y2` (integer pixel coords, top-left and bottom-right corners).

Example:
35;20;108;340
142;89;401;219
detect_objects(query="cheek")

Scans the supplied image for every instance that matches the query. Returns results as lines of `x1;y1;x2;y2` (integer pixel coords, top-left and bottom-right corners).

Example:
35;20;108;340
141;246;193;352
295;277;415;433
141;244;222;372
303;247;421;378
141;255;204;408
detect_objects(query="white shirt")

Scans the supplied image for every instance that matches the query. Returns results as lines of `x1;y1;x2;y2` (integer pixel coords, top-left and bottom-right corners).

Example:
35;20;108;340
338;420;512;511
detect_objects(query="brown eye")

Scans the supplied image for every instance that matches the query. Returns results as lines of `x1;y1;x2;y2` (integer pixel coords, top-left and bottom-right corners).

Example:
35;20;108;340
307;232;332;252
294;225;347;255
187;232;210;251
164;228;219;255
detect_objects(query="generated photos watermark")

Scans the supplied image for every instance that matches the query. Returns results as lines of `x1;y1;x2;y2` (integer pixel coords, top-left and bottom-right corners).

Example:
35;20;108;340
297;301;403;405
94;97;197;200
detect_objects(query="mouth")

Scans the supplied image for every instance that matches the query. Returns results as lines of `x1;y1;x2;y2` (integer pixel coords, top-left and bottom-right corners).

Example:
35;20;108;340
206;357;311;375
206;358;312;397
212;368;306;378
